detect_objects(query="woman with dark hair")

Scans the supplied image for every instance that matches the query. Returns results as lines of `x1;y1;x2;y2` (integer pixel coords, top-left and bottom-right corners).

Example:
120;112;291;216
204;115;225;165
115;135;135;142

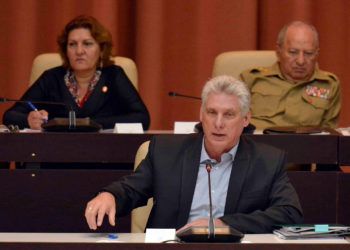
3;15;150;130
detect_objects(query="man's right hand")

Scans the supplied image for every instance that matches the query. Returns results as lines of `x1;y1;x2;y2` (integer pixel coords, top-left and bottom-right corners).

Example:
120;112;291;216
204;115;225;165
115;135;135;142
85;192;116;230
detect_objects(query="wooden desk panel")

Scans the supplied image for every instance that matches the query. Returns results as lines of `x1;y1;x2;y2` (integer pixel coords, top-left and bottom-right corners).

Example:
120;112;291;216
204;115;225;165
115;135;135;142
288;172;338;224
0;170;132;233
339;136;350;165
0;133;153;163
338;173;350;225
246;134;339;164
0;133;339;165
0;170;348;233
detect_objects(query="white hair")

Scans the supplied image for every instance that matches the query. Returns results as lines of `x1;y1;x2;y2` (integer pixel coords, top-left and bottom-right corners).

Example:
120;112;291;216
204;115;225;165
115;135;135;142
201;75;250;116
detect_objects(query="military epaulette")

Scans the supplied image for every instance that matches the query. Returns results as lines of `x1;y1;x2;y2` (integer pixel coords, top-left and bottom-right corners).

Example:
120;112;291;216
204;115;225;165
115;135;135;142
249;67;268;74
324;71;339;82
314;69;339;82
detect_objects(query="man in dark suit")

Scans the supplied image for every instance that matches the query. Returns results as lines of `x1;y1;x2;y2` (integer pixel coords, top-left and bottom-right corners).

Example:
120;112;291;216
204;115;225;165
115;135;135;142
85;75;303;233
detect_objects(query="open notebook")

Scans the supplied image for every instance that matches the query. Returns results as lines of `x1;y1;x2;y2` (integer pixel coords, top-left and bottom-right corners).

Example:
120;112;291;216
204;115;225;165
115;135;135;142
273;225;350;239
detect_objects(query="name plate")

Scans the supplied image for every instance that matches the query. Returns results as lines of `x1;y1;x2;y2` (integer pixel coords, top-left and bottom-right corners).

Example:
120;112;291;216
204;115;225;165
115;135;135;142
145;228;176;243
174;121;198;134
113;123;144;134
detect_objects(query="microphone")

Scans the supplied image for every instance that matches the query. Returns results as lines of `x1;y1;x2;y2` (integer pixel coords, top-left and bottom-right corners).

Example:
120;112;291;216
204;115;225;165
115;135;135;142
1;97;101;132
204;159;216;239
176;160;244;243
168;91;201;100
0;97;68;109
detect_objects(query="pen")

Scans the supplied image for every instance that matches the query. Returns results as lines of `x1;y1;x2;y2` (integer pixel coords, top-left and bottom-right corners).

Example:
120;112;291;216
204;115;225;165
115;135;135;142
27;101;48;123
108;233;118;239
27;101;38;111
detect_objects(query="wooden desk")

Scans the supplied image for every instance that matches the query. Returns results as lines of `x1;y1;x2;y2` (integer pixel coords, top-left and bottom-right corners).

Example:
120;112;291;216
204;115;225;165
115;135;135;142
1;170;349;233
0;132;339;165
245;134;338;164
0;233;348;249
0;169;132;233
0;132;153;163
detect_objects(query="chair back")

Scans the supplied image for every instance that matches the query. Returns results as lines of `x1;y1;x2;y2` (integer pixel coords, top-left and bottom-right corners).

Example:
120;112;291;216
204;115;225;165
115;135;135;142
212;50;277;79
131;140;153;233
29;53;138;89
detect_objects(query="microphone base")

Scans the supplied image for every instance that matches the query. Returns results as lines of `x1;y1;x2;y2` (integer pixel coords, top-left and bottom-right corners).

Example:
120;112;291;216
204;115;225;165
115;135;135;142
176;226;244;243
41;118;102;132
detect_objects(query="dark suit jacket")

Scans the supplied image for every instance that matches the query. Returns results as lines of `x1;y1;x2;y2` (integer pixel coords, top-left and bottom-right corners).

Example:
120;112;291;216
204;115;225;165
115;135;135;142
104;133;303;233
3;65;150;130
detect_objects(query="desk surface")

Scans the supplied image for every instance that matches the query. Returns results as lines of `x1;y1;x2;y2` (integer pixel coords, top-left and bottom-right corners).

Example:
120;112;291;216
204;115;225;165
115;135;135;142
0;132;339;165
0;233;348;250
0;232;348;244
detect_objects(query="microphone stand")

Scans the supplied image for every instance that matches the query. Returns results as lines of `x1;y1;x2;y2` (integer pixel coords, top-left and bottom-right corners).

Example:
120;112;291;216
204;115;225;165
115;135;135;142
206;162;215;239
176;159;244;242
168;91;201;100
68;110;76;129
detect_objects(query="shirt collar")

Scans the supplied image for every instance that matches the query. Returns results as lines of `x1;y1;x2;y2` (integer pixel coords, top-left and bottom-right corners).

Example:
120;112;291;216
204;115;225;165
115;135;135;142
200;138;239;165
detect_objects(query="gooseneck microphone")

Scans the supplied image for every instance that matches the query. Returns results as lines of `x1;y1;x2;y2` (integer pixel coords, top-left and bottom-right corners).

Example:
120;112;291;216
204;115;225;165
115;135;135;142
0;97;77;129
176;158;244;242
168;91;202;133
0;97;68;108
203;159;216;239
168;91;201;100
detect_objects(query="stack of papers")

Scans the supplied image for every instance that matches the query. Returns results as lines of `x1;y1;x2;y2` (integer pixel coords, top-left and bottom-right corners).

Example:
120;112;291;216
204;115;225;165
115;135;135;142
0;124;9;132
273;225;350;239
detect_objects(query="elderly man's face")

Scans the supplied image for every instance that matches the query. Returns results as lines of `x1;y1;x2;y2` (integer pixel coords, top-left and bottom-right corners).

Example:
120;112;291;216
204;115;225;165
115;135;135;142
200;92;250;161
276;25;319;83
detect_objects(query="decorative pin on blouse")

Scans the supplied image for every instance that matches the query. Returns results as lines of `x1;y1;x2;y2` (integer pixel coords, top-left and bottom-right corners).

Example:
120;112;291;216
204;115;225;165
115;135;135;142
102;86;108;93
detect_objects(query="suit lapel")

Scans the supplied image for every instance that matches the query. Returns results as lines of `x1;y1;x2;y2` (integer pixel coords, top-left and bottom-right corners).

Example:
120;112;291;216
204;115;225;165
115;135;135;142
176;135;203;228
224;137;251;213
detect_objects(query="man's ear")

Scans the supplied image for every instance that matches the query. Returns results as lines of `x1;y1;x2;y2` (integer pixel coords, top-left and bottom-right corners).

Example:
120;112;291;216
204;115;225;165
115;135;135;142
314;48;320;60
276;44;282;62
243;111;251;127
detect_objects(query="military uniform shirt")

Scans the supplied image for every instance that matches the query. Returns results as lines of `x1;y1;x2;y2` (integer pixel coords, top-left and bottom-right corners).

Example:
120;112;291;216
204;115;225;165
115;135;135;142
240;63;341;129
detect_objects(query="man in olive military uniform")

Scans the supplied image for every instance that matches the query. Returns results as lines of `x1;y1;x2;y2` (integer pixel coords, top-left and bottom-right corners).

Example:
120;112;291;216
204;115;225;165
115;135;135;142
241;21;341;130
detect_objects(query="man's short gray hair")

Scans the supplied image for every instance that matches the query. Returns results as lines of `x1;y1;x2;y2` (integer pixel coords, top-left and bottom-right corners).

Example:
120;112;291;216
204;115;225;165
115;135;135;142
201;75;251;116
277;21;319;48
